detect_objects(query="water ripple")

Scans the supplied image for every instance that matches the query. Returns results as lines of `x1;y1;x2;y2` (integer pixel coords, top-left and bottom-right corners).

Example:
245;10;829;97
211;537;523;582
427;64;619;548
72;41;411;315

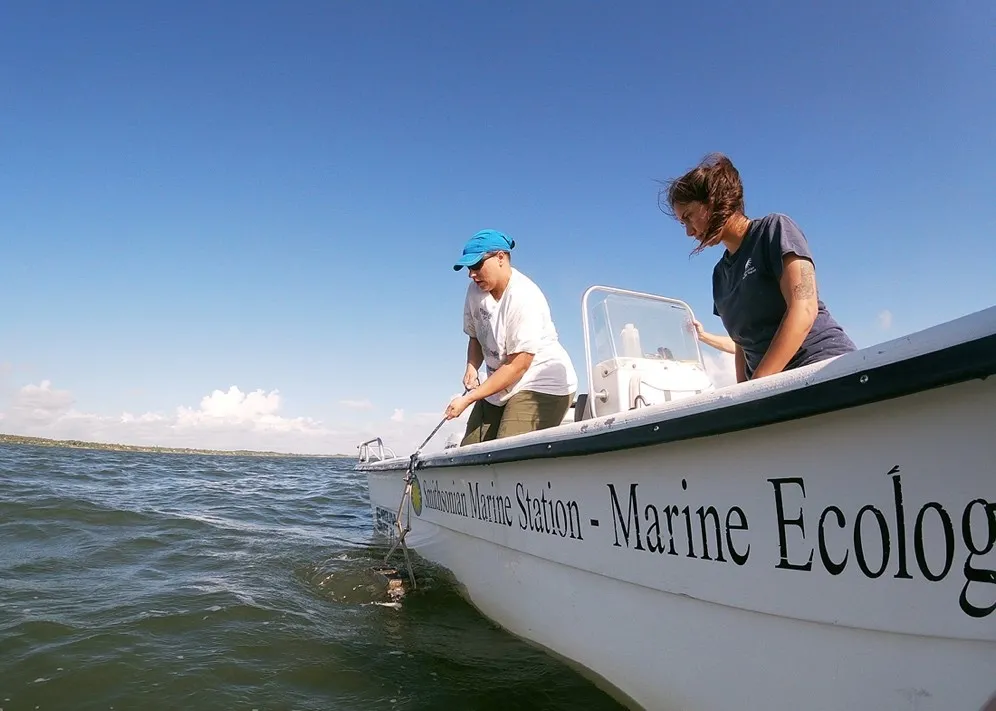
0;443;623;710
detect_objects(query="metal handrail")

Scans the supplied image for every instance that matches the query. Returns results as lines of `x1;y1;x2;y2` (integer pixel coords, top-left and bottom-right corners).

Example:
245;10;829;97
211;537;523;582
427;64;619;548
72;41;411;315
357;437;396;463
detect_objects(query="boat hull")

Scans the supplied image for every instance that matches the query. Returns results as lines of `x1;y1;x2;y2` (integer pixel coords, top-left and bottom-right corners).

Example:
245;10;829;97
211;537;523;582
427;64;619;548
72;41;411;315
365;377;996;710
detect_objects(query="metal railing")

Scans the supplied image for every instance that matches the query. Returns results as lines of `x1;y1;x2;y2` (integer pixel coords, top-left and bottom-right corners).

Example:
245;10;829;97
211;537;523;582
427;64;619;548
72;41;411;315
357;437;396;463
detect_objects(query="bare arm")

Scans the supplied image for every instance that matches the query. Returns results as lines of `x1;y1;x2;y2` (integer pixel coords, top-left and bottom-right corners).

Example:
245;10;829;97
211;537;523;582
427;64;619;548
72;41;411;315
751;255;819;379
701;331;736;354
467;337;483;369
464;337;484;389
735;344;747;383
697;325;736;354
690;319;736;354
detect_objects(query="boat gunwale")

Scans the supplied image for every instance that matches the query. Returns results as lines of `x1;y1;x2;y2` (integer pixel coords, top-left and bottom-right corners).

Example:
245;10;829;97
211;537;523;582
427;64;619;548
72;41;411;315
358;310;996;472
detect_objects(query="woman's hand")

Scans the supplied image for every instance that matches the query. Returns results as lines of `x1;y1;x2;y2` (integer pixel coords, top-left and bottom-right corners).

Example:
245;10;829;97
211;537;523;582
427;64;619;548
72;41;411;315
462;364;480;391
445;393;473;420
688;317;737;355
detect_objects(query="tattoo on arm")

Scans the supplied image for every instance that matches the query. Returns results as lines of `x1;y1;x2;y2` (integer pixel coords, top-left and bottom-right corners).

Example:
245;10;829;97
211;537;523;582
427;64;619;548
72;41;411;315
792;262;817;301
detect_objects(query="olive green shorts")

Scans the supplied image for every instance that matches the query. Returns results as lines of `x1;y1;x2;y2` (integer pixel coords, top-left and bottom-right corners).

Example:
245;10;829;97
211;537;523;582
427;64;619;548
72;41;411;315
461;390;572;446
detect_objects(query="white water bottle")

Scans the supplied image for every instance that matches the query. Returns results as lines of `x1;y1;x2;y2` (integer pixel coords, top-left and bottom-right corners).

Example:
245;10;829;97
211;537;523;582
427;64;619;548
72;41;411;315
620;323;642;358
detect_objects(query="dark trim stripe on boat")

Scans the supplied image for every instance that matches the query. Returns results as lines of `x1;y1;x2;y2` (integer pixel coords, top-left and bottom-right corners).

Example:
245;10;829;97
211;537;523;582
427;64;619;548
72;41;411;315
417;332;996;470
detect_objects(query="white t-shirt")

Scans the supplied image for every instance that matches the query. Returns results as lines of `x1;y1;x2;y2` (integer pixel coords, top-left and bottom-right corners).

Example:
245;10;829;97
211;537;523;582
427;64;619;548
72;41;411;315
463;268;578;406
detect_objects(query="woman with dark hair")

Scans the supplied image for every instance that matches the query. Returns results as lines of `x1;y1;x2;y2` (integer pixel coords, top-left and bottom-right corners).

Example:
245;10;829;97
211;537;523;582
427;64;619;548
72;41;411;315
661;153;856;383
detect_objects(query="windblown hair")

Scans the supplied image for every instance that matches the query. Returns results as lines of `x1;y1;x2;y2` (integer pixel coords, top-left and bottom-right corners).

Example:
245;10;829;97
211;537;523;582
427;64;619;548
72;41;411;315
658;153;746;254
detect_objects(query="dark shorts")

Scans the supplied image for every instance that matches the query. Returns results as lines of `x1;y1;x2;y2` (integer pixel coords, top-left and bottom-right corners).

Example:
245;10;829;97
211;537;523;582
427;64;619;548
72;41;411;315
461;390;572;446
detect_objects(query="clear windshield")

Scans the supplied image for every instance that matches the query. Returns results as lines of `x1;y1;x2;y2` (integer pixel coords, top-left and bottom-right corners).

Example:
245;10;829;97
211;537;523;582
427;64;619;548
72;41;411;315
584;286;703;367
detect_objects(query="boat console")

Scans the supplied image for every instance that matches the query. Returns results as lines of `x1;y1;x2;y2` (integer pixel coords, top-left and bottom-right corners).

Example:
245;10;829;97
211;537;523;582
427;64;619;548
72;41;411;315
576;285;715;420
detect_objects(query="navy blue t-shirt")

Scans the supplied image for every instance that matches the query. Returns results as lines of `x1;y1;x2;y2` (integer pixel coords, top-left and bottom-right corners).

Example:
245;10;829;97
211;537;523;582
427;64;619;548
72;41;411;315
712;213;856;378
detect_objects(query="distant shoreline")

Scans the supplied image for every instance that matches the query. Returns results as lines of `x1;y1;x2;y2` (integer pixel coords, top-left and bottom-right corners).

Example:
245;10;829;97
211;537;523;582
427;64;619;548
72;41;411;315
0;433;351;459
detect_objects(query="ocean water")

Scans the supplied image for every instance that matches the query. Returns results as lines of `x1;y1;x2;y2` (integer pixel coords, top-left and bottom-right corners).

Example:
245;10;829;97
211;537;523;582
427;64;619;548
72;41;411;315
0;444;625;710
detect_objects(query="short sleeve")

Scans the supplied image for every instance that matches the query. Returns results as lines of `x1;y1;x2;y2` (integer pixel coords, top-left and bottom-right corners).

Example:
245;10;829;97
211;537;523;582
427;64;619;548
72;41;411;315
504;293;545;355
762;214;815;281
463;289;477;338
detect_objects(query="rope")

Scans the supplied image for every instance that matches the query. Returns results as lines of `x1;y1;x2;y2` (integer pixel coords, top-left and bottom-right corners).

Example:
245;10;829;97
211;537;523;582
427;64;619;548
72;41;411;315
383;456;418;588
383;388;470;589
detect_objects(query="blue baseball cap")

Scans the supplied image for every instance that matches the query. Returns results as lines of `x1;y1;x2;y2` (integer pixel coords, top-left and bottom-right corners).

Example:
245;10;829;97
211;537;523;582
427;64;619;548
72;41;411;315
452;229;516;271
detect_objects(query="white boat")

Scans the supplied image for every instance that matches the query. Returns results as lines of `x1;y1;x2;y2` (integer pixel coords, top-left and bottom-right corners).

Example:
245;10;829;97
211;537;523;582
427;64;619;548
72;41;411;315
356;285;996;711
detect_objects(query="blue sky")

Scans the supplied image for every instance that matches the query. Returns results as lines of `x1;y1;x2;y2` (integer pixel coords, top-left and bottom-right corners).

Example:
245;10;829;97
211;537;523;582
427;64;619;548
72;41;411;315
1;0;993;454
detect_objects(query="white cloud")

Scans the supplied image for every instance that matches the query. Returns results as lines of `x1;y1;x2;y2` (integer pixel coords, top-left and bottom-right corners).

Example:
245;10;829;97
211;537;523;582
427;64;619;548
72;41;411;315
339;399;374;410
878;309;893;330
0;380;469;458
175;386;294;428
702;352;738;389
9;380;75;423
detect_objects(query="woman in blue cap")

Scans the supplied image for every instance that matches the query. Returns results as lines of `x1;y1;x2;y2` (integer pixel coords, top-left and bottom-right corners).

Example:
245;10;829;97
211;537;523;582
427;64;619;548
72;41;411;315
444;229;578;444
660;153;856;382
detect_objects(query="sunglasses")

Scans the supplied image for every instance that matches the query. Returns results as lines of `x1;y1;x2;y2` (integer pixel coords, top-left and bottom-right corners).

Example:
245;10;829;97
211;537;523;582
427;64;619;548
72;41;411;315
467;253;497;271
